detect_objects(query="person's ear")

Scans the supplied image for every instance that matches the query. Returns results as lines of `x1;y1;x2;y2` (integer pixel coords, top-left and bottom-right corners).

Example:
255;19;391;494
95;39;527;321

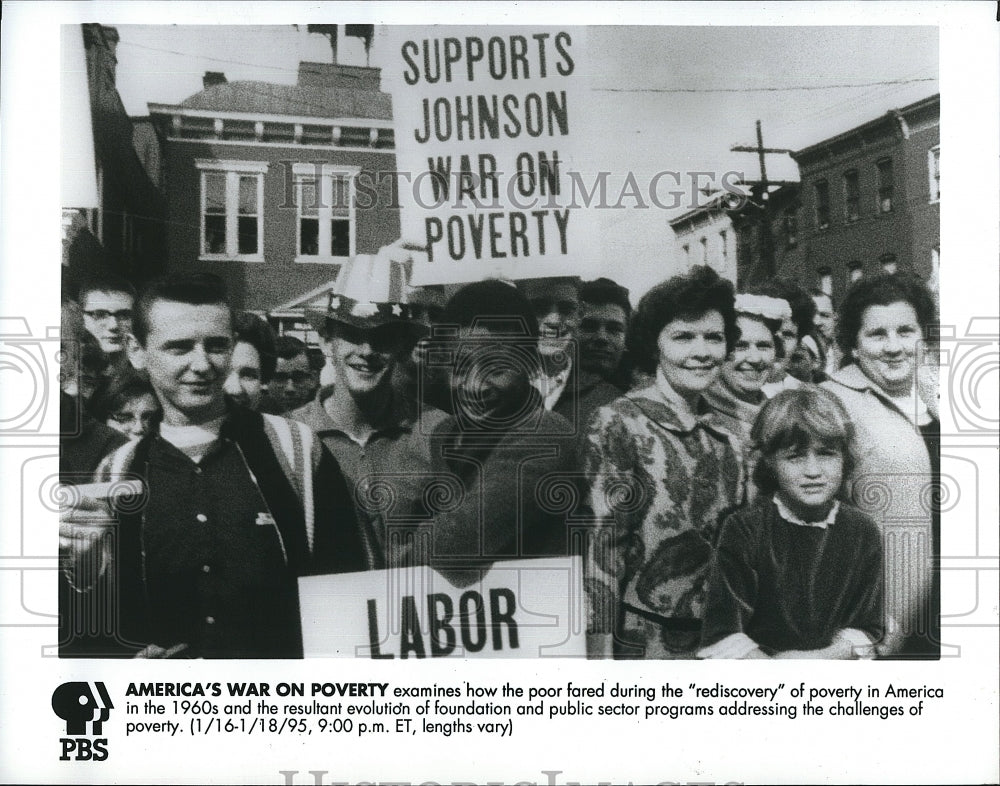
127;334;146;371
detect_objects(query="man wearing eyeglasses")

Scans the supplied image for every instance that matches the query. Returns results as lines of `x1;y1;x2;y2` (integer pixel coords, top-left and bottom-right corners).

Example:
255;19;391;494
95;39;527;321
77;273;136;363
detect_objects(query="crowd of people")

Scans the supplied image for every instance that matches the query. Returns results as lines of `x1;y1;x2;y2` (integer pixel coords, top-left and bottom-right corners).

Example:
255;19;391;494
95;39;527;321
59;263;940;660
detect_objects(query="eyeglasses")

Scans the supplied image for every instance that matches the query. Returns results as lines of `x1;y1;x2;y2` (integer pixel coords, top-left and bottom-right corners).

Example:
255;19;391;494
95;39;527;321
83;309;133;322
110;411;160;427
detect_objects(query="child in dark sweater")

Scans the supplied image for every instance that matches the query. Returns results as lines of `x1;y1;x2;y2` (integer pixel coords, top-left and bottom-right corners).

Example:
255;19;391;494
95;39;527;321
699;386;884;659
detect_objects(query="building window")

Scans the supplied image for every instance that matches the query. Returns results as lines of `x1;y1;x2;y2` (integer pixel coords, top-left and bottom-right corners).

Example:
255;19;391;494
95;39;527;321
719;229;728;266
876;158;894;213
700;236;709;265
817;267;833;296
848;262;863;284
90;162;104;242
196;160;267;260
928;146;940;202
843;169;860;222
293;163;358;262
271;316;320;348
122;211;132;255
880;253;897;274
737;226;752;268
681;243;690;265
814;180;830;230
783;207;798;248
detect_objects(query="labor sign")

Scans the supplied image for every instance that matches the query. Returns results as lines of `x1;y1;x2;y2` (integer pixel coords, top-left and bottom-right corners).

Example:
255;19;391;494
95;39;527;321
298;557;586;658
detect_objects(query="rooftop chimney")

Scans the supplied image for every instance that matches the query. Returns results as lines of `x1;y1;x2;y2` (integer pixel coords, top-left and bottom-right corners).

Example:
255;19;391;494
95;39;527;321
203;71;228;90
297;62;380;91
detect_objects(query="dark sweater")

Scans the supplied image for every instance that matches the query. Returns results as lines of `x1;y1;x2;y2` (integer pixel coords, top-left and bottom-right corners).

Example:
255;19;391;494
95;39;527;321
701;498;884;654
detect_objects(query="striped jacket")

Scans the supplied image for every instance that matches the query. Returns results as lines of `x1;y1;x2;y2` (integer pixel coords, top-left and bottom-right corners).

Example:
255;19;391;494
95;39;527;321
82;404;365;657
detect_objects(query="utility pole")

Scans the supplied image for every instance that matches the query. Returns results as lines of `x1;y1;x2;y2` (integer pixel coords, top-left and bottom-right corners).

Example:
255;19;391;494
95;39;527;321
731;120;793;282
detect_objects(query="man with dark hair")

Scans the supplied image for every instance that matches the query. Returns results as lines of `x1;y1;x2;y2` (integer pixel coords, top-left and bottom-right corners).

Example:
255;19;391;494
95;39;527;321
579;277;632;389
77;273;137;359
518;276;581;406
77;273;138;391
60;273;365;658
289;294;447;568
59;299;128;479
421;280;580;575
271;335;318;413
518;276;621;430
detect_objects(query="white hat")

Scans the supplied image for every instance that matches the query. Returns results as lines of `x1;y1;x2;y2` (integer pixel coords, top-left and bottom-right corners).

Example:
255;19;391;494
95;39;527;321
734;293;792;322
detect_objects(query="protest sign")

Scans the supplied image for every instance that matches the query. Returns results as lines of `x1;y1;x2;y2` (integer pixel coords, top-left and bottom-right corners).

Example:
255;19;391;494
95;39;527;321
379;28;599;282
299;557;585;658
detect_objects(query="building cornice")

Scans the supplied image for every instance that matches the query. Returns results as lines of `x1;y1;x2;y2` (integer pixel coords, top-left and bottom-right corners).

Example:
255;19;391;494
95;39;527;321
163;137;397;155
792;94;939;168
149;103;394;129
149;104;395;152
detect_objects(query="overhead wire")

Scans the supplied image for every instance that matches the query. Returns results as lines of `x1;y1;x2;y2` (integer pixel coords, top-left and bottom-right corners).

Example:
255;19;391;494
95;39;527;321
593;77;936;94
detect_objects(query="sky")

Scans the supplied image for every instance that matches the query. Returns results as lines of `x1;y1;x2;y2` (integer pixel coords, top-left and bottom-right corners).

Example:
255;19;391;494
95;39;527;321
111;23;938;298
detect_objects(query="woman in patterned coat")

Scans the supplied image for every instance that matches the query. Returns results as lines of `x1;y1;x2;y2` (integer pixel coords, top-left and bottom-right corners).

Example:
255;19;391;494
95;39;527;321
582;266;744;659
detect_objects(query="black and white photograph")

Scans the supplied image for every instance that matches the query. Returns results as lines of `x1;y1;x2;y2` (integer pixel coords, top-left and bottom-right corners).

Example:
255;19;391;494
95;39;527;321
1;3;997;784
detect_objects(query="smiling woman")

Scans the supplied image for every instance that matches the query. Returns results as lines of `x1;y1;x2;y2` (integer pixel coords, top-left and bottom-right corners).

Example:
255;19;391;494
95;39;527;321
822;272;939;658
704;294;786;455
581;265;744;659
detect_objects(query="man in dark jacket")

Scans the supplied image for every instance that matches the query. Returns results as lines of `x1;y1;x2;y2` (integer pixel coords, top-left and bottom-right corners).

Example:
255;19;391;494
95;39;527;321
518;276;621;438
60;273;364;658
422;281;582;578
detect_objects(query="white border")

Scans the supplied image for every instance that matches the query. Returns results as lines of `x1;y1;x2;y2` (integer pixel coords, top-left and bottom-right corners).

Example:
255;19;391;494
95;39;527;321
1;3;997;784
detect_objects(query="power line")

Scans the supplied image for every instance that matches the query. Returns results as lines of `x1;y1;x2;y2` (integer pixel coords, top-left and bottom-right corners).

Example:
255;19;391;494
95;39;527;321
119;38;938;96
117;38;302;73
594;77;936;94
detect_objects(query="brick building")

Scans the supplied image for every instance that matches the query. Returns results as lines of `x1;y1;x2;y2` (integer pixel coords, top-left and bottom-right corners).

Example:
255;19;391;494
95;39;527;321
62;24;167;292
735;94;940;300
148;62;401;324
668;190;741;283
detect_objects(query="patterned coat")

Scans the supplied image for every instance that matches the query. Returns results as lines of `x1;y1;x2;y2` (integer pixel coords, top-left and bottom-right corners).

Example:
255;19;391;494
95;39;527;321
582;381;744;658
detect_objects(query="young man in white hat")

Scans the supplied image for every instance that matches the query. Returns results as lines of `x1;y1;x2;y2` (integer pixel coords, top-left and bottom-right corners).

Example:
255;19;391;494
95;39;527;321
290;293;448;568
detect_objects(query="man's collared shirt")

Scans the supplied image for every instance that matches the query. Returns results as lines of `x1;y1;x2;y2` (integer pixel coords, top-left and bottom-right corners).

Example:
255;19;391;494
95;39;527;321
533;361;572;411
289;386;448;567
139;431;301;658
